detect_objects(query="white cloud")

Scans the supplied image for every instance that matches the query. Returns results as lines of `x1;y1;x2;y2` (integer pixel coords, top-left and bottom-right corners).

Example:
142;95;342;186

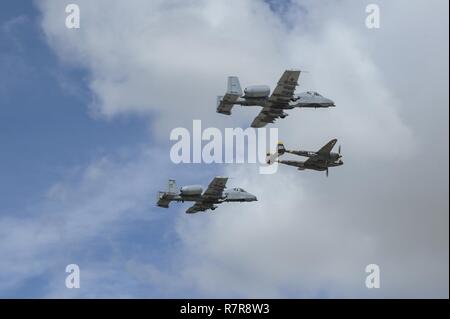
0;146;169;296
37;0;415;158
15;0;448;298
172;162;448;298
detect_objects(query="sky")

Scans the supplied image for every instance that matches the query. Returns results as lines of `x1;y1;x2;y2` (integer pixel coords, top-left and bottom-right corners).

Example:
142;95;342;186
0;0;448;298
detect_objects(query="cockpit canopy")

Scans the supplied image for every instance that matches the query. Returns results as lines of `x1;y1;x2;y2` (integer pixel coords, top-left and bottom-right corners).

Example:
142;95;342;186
306;91;322;97
233;187;246;192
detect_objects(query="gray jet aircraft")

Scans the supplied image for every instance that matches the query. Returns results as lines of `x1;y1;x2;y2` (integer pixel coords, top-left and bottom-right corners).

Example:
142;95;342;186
157;177;257;214
267;139;343;176
217;70;335;127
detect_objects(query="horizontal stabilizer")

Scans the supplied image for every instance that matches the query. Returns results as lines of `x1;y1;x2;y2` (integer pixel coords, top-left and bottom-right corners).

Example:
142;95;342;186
156;179;178;208
157;192;171;208
217;76;242;115
266;152;278;165
266;142;286;164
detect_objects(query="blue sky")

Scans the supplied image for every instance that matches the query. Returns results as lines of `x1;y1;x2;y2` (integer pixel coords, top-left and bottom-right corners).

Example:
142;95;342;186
0;1;182;298
0;0;448;298
1;1;233;299
0;1;150;213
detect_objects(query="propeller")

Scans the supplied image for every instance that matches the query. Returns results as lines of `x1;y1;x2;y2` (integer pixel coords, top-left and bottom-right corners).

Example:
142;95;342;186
337;144;344;164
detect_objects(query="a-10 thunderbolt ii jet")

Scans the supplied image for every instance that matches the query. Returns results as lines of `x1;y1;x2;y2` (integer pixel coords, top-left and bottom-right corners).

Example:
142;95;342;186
217;70;335;128
156;177;257;214
266;139;344;177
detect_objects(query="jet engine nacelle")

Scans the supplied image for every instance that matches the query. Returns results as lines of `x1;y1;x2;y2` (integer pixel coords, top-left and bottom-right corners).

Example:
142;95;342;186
244;85;270;98
180;185;203;195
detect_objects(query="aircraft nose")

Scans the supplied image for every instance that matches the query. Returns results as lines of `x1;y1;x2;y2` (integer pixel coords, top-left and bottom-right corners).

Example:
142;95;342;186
250;195;257;201
327;98;335;107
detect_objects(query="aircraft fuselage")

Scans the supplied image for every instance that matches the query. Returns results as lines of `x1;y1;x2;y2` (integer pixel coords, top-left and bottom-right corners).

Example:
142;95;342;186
162;188;257;204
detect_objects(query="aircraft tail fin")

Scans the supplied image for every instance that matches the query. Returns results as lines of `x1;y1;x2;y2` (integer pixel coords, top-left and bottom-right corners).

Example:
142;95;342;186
167;179;177;194
157;179;178;208
266;141;286;164
227;76;242;96
217;76;242;115
277;142;286;156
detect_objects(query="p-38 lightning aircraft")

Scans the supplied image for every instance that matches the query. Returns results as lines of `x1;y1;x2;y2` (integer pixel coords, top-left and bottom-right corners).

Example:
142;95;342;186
267;139;344;177
156;177;257;214
217;70;335;128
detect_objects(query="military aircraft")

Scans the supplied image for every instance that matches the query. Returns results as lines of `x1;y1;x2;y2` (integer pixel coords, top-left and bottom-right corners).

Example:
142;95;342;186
156;176;257;214
217;70;335;128
267;139;343;176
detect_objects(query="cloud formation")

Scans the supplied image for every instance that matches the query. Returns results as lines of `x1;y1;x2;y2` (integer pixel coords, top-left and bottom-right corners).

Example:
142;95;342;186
4;0;445;297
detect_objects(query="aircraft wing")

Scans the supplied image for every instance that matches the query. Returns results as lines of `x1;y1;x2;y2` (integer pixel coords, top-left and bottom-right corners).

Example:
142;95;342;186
278;160;303;167
250;106;285;128
186;201;215;214
250;70;301;128
185;177;228;214
202;176;228;199
268;70;301;105
317;139;337;155
301;140;338;166
303;156;327;167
